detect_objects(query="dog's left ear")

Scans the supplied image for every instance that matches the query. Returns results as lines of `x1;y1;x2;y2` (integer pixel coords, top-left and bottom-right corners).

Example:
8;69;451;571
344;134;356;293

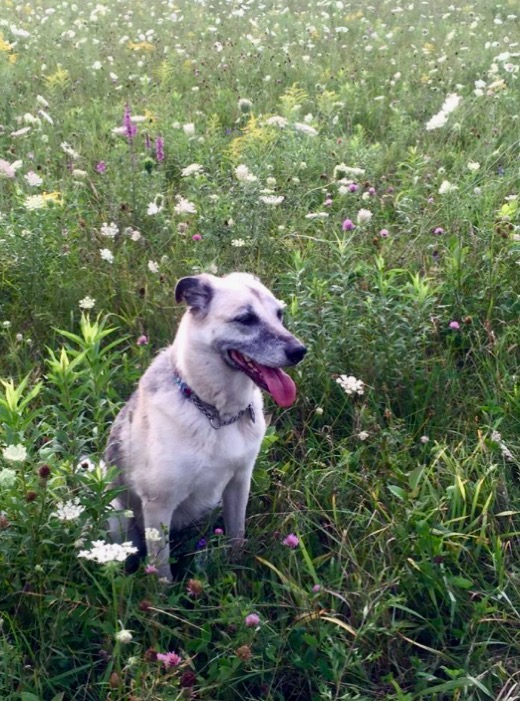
175;276;213;315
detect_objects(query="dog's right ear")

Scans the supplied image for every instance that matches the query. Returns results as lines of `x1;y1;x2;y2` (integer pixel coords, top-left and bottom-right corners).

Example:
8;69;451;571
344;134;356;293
175;276;213;315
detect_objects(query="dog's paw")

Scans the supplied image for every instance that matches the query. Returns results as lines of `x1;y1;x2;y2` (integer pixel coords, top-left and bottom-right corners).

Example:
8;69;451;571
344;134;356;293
228;537;247;562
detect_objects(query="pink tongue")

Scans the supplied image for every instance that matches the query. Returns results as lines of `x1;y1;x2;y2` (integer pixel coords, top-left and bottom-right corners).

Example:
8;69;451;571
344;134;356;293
257;364;297;407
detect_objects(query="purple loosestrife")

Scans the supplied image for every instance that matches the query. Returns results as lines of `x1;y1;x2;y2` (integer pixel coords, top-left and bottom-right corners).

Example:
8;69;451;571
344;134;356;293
123;104;137;143
155;136;165;162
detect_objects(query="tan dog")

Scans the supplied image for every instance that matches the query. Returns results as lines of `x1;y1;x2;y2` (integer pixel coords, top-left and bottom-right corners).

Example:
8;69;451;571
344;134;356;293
105;273;306;579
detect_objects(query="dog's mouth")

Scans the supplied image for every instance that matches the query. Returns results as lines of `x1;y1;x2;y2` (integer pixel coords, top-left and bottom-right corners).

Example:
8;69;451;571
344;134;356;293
228;350;297;407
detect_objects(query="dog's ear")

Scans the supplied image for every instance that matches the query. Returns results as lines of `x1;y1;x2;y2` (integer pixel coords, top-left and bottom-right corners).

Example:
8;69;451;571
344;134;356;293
175;276;213;315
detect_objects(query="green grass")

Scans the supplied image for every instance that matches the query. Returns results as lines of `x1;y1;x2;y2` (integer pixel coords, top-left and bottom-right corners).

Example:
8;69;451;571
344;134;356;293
0;0;519;698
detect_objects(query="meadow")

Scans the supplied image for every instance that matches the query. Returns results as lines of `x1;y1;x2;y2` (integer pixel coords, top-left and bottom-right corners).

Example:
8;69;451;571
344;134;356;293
0;0;519;698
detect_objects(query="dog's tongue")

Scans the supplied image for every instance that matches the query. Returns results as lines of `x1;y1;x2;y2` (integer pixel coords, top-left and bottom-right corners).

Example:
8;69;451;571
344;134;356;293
257;364;297;407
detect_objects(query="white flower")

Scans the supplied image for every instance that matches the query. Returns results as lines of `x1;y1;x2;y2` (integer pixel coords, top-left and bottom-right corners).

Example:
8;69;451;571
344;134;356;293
10;127;32;137
181;163;204;177
92;61;102;70
174;197;196;214
36;95;49;108
265;115;288;128
467;161;480;171
147;201;163;215
100;248;114;264
148;260;159;274
438;180;458;194
294;122;318;136
259;195;284;206
183;123;195;136
3;444;28;462
145;527;162;542
420;435;430;444
72;169;87;179
334;164;366;179
336;375;364;396
305;212;329;219
358;431;370;441
234;164;258;183
53;498;85;521
425;93;461;131
231;238;247;247
0;468;17;488
238;97;253;112
79;296;96;310
100;222;118;238
24;195;46;210
266;177;277;188
357;208;373;225
426;112;448;131
25;171;43;187
115;629;133;644
38;109;53;125
78;540;138;564
60;142;79;159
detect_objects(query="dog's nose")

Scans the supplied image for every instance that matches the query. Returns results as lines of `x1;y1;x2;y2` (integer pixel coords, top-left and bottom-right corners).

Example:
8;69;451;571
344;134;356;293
285;344;307;365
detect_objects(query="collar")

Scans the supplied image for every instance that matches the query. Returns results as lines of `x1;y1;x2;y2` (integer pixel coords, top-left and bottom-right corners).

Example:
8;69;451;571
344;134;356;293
172;372;255;430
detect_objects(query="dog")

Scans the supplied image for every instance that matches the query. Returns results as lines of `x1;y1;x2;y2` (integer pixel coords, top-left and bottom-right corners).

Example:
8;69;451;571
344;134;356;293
105;272;306;579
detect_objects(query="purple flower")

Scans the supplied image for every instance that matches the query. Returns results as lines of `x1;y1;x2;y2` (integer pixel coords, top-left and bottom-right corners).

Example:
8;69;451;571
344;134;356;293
155;136;165;162
192;233;202;241
144;134;151;150
214;527;224;536
348;183;359;193
145;564;158;575
196;538;207;550
282;533;299;549
312;584;321;593
245;613;260;627
157;651;182;669
433;227;445;235
449;321;460;330
342;218;355;231
123;104;137;143
379;228;390;238
368;187;376;196
95;161;106;174
324;197;333;206
136;334;148;346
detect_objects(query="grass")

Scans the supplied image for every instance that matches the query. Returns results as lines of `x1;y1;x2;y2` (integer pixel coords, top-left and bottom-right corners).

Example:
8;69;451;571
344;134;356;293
0;0;519;698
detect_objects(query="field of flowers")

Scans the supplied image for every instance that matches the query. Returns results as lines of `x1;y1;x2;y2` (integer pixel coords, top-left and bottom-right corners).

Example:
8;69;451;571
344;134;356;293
0;0;519;698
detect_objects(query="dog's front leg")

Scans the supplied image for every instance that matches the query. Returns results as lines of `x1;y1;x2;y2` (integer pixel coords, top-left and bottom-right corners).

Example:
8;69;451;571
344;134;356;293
141;497;176;580
222;468;253;551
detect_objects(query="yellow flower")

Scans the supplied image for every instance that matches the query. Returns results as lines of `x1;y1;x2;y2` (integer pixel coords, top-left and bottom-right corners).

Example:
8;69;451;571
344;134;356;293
42;191;63;204
0;35;14;53
127;41;155;52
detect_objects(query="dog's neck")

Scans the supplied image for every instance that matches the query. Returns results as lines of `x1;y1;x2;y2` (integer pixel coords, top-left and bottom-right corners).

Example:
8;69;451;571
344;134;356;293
170;320;259;418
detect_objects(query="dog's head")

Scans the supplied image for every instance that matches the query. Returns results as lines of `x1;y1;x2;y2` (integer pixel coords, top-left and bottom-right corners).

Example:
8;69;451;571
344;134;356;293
175;272;307;407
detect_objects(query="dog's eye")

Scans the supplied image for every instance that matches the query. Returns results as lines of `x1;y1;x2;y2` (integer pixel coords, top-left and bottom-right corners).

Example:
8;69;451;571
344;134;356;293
234;313;259;326
276;308;284;321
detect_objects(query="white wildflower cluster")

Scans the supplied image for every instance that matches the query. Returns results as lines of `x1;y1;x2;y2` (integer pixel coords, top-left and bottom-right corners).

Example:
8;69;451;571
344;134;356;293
181;163;204;177
235;164;257;183
53;498;85;521
100;222;119;238
425;93;461;131
99;248;114;264
174;196;197;214
259;195;284;206
336;375;365;396
78;539;138;564
0;468;17;489
79;296;96;310
438;180;459;195
2;444;28;462
145;527;162;542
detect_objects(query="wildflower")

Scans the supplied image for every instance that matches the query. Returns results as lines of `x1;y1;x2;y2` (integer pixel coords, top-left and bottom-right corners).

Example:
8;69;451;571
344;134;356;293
36;95;49;108
92;61;102;71
155;136;164;162
294;122;318;136
336;375;364;396
312;584;321;593
53;498;85;521
439;180;458;194
95;161;107;173
235;164;257;183
259;195;284;206
145;563;158;574
283;533;299;548
214;527;224;535
0;468;17;489
357;208;373;225
420;436;430;444
157;651;182;669
78;539;138;564
100;248;114;264
148;260;159;274
123;104;137;142
25;171;43;186
115;629;133;644
38;464;51;479
358;431;370;441
11;127;32;137
60;142;79;159
245;613;260;627
147;201;163;215
265;115;288;128
306;212;329;219
186;578;203;597
79;296;96;310
433;227;445;235
342;218;356;231
467;161;480;171
315;407;324;416
0;159;19;178
236;645;252;661
449;321;460;330
379;228;390;238
136;335;148;346
238;98;253;113
24;195;46;210
183;123;195;136
145;528;162;542
174;197;196;215
100;222;118;238
3;444;28;462
426;93;461;131
181;163;204;177
231;238;247;247
334;164;366;179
